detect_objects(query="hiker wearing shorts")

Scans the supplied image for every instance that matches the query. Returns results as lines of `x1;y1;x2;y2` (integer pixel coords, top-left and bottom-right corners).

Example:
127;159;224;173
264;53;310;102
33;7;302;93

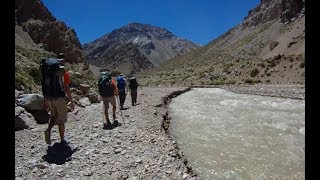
99;69;119;126
43;53;74;145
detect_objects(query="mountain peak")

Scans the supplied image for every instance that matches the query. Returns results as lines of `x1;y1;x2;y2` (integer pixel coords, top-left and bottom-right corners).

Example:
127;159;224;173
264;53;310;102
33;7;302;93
82;23;199;76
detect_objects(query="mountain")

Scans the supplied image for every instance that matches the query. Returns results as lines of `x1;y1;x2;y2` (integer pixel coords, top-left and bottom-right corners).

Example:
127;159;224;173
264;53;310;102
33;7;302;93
15;0;95;92
82;23;200;76
138;0;305;86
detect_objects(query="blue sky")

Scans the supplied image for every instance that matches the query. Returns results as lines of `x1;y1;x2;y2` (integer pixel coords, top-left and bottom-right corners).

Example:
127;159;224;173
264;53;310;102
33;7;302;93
42;0;260;46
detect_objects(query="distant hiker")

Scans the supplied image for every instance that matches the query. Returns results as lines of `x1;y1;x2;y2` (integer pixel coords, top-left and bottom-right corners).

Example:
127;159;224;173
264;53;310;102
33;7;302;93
129;77;139;106
98;69;119;126
41;53;75;145
116;74;127;110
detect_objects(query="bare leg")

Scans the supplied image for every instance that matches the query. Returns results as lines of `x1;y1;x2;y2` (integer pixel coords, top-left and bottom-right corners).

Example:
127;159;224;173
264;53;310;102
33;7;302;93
45;117;55;145
113;105;116;119
58;123;65;142
104;106;110;123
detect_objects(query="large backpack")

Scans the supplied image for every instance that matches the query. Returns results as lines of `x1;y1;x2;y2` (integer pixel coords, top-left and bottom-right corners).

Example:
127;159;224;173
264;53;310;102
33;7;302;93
40;58;66;98
117;76;126;90
129;77;138;90
98;71;114;97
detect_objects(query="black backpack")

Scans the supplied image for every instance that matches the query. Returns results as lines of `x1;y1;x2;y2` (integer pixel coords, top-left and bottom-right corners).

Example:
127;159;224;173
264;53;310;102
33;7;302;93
98;71;114;97
129;78;138;90
40;58;66;98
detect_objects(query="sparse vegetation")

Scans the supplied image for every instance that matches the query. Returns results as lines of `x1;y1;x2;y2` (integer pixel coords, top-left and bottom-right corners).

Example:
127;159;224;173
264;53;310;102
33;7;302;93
250;68;260;77
299;62;305;68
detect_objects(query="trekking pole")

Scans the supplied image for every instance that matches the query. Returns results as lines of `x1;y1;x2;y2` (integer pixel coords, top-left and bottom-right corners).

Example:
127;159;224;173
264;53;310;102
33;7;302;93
117;95;125;124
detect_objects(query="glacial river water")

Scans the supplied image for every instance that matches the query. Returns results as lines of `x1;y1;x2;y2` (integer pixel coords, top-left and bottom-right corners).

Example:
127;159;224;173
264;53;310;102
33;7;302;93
169;88;305;180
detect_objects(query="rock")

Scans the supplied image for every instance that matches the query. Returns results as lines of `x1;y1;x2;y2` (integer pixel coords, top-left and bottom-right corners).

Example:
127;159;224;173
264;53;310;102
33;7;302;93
16;94;45;111
114;148;122;154
79;84;91;94
135;158;142;163
78;97;91;107
127;176;139;180
269;40;279;51
86;92;101;103
67;112;81;122
15;106;37;131
15;115;29;131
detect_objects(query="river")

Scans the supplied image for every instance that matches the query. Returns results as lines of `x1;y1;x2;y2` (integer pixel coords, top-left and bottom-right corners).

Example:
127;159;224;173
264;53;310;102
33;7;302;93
169;88;305;179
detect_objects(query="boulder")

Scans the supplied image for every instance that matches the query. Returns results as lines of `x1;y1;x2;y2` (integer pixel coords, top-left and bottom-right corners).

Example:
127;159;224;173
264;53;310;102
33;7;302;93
79;84;91;94
86;92;101;103
15;106;36;131
78;97;91;107
16;94;44;111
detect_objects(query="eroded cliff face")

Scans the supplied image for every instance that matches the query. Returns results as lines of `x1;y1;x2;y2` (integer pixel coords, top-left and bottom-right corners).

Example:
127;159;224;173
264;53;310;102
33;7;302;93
243;0;304;28
15;0;85;63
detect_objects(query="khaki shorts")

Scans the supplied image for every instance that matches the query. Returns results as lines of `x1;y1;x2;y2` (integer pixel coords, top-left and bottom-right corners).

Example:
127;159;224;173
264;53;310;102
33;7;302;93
47;97;68;125
101;96;116;108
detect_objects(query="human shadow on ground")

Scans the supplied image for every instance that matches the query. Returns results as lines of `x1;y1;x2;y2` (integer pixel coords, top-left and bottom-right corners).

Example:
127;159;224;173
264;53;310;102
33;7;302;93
103;121;122;130
42;142;78;165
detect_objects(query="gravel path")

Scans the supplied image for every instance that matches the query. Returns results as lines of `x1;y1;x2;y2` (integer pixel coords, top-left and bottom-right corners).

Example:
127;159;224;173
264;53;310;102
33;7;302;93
15;84;304;179
15;87;198;180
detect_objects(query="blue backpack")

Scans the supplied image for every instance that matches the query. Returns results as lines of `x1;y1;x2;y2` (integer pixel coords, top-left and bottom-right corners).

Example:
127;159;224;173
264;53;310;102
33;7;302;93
117;76;126;90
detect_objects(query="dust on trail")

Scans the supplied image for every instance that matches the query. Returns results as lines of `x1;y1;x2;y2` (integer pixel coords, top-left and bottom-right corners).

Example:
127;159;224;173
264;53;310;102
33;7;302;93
15;87;199;180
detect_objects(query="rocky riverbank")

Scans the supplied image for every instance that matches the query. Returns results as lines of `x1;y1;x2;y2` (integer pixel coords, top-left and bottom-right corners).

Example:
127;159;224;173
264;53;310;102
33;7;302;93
15;84;305;179
193;83;305;100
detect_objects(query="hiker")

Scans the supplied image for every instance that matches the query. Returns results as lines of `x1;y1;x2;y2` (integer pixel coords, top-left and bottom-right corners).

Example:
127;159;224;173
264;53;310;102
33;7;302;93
42;53;74;145
98;69;119;126
129;77;139;106
116;74;127;110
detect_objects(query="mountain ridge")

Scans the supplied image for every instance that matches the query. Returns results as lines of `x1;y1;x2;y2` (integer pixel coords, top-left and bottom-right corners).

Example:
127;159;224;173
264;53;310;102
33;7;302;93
82;22;200;76
137;0;305;86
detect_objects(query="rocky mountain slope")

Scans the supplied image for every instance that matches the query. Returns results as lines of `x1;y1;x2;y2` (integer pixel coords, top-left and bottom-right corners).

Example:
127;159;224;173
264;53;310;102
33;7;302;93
138;0;305;86
15;0;95;92
82;23;200;76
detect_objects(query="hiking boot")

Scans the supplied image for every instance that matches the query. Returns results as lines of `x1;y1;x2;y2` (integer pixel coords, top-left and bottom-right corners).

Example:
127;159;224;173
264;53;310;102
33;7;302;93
105;119;111;126
61;139;70;145
44;130;51;145
113;120;119;126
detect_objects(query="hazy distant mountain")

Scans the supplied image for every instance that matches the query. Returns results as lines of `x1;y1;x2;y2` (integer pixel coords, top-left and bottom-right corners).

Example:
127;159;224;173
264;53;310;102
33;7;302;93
82;23;200;76
138;0;305;86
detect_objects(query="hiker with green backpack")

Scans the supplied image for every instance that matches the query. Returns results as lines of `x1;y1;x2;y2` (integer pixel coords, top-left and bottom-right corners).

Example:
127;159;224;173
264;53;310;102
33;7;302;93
98;69;119;126
41;53;75;145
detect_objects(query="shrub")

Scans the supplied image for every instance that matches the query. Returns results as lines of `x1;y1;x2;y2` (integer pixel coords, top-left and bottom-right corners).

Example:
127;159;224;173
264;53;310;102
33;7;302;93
250;68;260;77
244;79;255;84
299;62;305;68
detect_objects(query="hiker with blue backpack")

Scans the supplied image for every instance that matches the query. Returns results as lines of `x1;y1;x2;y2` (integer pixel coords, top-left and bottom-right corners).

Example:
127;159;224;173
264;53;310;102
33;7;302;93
98;69;119;126
116;74;127;110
